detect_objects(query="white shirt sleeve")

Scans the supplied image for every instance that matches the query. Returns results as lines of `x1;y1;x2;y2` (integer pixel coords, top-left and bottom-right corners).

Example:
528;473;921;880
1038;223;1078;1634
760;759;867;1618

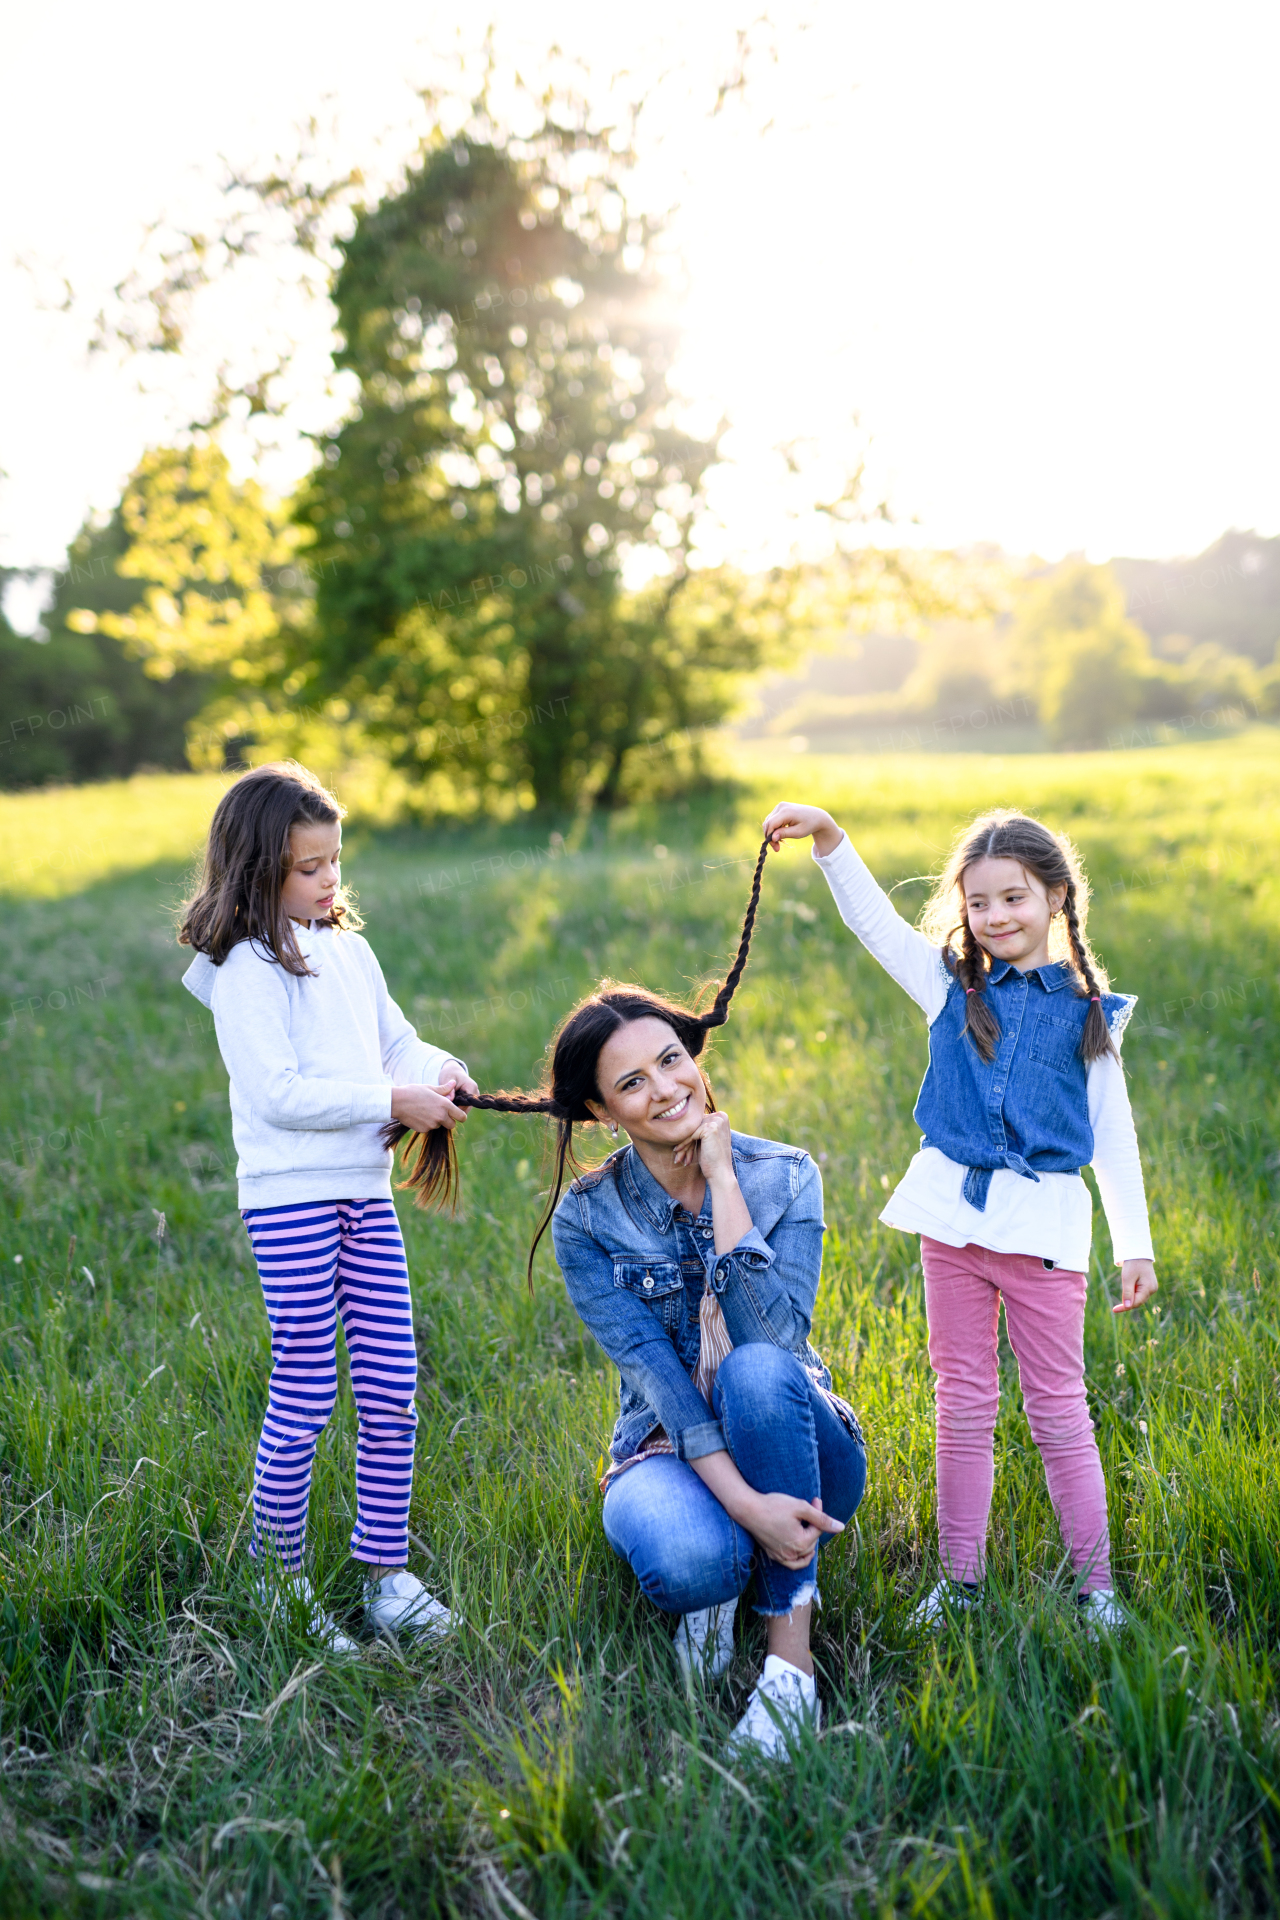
1086;1047;1154;1263
813;832;950;1021
370;947;468;1087
213;949;392;1132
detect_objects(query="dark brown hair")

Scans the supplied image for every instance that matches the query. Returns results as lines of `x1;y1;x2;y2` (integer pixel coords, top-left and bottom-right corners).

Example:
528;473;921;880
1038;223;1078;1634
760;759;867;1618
178;761;361;975
383;839;769;1283
919;808;1116;1066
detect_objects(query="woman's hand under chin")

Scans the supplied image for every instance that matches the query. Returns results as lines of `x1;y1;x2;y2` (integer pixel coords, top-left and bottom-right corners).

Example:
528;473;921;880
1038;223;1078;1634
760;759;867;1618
672;1110;751;1253
670;1108;734;1178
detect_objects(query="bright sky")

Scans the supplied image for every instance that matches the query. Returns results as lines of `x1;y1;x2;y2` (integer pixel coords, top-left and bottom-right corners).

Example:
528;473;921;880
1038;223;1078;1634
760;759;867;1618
2;0;1278;604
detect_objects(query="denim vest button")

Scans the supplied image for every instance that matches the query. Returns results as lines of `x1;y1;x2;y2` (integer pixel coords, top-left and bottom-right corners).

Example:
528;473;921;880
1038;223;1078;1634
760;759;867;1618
643;1273;654;1289
701;1228;713;1239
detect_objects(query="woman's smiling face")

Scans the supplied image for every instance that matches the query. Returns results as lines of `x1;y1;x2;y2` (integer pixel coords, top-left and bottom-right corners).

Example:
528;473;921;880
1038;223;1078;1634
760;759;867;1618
587;1016;707;1149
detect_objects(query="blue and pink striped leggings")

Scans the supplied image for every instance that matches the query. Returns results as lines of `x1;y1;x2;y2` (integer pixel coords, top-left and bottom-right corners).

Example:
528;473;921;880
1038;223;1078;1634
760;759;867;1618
241;1199;418;1571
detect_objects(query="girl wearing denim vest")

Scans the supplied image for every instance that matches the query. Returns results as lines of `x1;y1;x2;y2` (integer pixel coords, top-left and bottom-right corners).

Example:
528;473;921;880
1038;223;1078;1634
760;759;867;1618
762;802;1158;1634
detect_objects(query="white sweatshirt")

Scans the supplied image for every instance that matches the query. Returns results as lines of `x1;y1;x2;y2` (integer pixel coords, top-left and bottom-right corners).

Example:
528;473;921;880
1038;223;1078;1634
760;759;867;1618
813;834;1153;1270
182;924;465;1209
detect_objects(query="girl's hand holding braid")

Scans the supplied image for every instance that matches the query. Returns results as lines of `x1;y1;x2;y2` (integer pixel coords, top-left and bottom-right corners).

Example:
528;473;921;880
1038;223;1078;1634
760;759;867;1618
762;802;844;858
390;1068;480;1133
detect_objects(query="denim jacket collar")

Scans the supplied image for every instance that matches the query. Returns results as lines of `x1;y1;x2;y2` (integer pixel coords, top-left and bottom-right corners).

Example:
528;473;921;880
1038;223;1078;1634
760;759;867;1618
984;956;1075;993
620;1142;711;1233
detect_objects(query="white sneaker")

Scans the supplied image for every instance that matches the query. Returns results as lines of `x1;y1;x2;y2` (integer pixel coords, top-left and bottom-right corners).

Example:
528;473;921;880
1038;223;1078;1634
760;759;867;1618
725;1655;821;1762
255;1573;360;1656
907;1578;983;1631
364;1568;454;1641
1078;1589;1129;1636
673;1598;737;1684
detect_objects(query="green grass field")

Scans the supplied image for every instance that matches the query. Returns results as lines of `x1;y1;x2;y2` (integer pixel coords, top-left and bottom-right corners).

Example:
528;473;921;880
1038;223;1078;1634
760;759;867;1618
2;735;1278;1919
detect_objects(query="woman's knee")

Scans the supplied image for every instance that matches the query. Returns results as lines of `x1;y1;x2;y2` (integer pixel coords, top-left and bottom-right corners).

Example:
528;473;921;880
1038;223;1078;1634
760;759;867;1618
631;1535;751;1613
602;1474;752;1613
716;1341;806;1418
828;1437;868;1528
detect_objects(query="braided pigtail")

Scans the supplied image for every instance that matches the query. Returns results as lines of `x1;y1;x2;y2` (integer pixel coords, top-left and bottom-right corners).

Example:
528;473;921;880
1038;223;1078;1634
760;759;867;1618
382;838;774;1286
381;1090;571;1289
697;838;768;1035
1062;881;1118;1064
380;1091;560;1215
955;914;1001;1062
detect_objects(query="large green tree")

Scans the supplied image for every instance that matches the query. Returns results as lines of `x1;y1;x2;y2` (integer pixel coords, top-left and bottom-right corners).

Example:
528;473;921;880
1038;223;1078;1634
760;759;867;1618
292;122;738;811
91;81;960;810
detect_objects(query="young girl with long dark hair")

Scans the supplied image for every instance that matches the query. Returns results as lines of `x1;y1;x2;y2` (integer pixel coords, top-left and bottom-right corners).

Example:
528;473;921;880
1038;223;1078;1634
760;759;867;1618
387;846;867;1763
761;801;1157;1632
180;762;477;1651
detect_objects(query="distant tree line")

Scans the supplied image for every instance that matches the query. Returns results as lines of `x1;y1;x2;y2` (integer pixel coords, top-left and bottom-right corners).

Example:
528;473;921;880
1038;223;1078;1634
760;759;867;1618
751;552;1280;752
1112;530;1280;664
0;520;212;790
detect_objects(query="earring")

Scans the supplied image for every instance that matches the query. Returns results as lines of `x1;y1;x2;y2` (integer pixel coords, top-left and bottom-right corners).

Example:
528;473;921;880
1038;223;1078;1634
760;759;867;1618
610;1122;619;1138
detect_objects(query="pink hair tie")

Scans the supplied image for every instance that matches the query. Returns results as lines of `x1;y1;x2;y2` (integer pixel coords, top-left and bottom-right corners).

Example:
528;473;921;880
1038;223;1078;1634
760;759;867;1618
1089;995;1100;1002
965;988;976;995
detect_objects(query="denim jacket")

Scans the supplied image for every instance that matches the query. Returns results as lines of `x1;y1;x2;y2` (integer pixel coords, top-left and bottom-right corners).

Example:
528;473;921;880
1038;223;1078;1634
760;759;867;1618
915;957;1135;1212
551;1132;831;1465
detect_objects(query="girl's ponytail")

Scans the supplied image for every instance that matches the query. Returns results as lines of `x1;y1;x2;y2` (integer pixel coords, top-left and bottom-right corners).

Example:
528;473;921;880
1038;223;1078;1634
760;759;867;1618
694;838;768;1034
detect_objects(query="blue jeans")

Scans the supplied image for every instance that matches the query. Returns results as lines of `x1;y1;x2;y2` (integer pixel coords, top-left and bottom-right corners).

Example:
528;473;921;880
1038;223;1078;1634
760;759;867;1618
601;1344;868;1616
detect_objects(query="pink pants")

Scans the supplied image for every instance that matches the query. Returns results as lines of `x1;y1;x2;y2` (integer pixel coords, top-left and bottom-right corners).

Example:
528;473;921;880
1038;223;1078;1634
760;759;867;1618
921;1237;1112;1592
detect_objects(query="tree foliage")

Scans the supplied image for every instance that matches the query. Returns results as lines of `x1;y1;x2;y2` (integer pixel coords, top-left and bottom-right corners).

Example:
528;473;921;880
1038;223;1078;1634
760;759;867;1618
0;517;213;790
1010;565;1150;746
66;444;309;768
78;72;1007;804
291;120;749;812
1012;562;1264;747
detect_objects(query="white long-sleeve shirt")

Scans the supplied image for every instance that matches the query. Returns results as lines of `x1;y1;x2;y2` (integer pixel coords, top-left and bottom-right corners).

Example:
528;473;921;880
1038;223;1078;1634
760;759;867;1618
182;924;465;1209
814;834;1153;1269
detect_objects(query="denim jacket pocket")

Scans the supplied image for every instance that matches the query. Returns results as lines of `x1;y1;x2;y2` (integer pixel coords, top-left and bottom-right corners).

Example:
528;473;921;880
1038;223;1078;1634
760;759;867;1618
613;1258;684;1334
1028;1011;1083;1075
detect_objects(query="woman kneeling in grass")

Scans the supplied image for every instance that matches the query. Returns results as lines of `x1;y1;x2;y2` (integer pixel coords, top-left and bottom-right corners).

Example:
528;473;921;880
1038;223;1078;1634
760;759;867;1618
388;844;867;1763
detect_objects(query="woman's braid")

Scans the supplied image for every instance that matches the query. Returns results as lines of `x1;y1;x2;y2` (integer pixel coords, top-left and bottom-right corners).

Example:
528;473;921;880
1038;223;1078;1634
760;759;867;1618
382;837;773;1278
699;839;768;1031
